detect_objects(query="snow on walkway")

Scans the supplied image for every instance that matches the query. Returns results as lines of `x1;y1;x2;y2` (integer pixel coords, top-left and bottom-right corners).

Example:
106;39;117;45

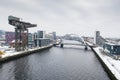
94;47;120;80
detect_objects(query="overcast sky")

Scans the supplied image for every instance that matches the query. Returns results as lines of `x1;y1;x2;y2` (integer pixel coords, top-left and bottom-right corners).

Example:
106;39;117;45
0;0;120;37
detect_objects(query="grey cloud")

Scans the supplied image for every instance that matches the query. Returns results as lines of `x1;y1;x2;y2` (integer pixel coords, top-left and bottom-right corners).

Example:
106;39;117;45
0;0;120;37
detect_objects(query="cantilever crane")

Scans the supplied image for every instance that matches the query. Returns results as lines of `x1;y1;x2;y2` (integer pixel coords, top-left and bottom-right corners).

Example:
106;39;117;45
8;16;37;51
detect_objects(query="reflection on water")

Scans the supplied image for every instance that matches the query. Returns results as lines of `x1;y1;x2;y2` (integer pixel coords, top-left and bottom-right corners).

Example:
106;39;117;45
0;47;110;80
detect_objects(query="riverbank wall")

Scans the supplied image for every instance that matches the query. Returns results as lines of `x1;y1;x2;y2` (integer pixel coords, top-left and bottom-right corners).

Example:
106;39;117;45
91;47;118;80
0;44;53;63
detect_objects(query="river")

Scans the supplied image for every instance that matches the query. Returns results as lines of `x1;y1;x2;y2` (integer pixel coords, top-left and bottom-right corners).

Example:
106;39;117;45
0;45;110;80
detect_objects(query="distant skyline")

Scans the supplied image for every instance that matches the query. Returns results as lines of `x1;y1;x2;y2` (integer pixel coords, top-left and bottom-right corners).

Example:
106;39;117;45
0;0;120;38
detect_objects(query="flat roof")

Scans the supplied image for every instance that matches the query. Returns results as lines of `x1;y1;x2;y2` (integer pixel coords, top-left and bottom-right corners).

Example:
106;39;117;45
105;42;120;46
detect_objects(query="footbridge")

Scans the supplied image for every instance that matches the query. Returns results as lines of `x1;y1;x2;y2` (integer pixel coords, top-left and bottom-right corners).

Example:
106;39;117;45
60;39;95;50
55;31;107;50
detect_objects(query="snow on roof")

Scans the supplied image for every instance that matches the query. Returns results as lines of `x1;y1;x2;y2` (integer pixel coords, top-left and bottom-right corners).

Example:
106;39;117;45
11;40;15;43
11;40;22;43
105;42;120;46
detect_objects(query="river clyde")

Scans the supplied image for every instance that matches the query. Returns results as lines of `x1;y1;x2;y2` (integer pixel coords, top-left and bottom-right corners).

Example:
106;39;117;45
0;46;110;80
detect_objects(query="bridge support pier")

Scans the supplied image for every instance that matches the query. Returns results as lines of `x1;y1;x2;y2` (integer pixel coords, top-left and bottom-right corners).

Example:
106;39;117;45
85;46;88;50
53;44;56;46
60;44;64;48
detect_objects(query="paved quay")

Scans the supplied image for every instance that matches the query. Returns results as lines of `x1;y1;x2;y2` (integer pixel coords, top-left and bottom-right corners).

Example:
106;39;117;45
0;44;53;62
93;47;120;80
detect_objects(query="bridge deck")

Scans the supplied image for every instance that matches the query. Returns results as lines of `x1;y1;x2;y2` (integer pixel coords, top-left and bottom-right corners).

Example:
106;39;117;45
61;42;95;47
62;43;86;46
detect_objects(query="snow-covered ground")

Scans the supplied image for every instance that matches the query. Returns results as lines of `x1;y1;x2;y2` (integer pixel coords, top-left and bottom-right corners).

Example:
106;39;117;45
93;47;120;80
0;44;53;59
0;46;17;58
0;46;10;51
